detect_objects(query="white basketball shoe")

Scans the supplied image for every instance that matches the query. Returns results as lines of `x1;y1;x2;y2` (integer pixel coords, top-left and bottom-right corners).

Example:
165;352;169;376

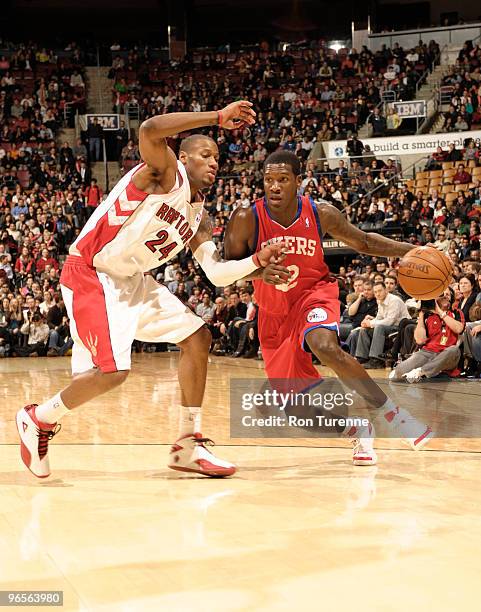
347;421;377;466
16;405;61;478
383;406;434;450
168;433;236;477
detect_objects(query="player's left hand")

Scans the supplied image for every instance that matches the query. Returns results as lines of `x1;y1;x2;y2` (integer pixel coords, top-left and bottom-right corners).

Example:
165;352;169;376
255;242;287;267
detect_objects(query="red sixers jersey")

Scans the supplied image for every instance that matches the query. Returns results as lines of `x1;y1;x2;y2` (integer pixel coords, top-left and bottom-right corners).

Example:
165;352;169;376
252;196;331;314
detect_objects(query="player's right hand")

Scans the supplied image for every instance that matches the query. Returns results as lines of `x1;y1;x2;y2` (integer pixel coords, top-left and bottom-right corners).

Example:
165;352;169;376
261;263;291;285
219;100;256;129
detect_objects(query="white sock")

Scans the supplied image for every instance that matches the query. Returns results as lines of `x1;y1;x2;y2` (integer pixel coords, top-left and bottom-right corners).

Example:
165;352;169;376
35;392;70;424
178;405;202;438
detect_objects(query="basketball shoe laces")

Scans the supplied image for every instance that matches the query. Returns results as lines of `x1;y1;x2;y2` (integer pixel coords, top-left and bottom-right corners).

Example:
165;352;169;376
36;424;62;459
194;436;215;448
351;437;363;454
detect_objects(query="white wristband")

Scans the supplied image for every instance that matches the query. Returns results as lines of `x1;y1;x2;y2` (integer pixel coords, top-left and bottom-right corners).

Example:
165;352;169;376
193;240;259;286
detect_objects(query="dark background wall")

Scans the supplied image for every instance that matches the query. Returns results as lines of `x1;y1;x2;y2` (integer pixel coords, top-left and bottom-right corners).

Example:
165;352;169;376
3;0;480;46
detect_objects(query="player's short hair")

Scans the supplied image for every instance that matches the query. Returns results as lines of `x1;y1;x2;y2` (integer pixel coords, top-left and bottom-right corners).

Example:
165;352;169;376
373;281;386;289
179;134;216;153
264;151;301;176
363;280;374;288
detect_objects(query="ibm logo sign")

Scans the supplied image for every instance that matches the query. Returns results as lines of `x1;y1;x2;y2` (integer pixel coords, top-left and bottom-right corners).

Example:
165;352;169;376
392;101;427;119
87;114;120;130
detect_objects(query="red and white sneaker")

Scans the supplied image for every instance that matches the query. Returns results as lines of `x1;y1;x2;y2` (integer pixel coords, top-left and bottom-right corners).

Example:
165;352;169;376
347;422;378;466
16;405;61;478
168;433;236;477
383;406;434;450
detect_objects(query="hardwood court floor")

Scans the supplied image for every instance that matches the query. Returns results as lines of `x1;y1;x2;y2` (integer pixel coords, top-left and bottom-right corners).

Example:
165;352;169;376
1;354;480;611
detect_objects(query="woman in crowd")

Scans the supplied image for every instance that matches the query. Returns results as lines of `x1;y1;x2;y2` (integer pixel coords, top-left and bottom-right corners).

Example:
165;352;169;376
457;274;479;322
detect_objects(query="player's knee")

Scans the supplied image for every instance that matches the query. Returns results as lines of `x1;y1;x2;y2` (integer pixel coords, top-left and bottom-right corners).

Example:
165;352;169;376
307;333;340;362
98;369;130;390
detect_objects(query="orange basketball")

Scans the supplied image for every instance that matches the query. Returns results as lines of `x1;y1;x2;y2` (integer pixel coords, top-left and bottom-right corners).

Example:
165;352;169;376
398;246;453;299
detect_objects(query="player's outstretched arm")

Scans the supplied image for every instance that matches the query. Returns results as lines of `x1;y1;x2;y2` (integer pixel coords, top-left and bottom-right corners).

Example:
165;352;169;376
139;100;256;177
224;207;290;283
318;202;415;257
190;210;287;286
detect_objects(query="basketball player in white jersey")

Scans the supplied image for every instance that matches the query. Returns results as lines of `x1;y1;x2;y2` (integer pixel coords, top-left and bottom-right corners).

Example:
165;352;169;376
16;100;286;479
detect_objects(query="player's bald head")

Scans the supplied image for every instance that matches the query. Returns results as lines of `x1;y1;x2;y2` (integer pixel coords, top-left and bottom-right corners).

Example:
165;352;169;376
179;134;219;190
179;134;216;154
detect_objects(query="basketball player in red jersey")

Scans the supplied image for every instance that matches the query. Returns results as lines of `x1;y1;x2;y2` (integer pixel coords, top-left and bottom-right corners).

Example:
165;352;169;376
16;101;286;479
224;151;434;465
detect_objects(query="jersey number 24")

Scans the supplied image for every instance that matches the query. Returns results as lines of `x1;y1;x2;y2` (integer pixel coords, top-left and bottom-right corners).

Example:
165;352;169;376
145;230;177;260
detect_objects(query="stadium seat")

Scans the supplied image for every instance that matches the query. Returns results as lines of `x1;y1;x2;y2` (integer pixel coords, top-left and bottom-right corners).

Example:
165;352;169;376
441;184;455;194
416;179;429;190
442;162;454;170
429;170;443;179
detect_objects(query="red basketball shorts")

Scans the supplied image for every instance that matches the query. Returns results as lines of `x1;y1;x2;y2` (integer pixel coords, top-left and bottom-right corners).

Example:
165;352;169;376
258;278;340;387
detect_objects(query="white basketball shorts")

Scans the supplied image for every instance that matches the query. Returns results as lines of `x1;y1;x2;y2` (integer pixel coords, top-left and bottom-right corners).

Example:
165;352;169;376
60;255;204;374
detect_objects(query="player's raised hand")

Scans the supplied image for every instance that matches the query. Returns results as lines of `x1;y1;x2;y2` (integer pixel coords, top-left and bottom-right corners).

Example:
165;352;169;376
218;100;256;130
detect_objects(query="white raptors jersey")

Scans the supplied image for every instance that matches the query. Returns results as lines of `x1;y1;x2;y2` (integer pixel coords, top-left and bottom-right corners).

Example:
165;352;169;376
70;161;204;277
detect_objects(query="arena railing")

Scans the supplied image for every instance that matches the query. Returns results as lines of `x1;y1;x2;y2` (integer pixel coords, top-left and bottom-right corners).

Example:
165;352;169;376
414;44;445;98
415;45;447;134
348;154;431;210
314;155;403;172
102;139;109;191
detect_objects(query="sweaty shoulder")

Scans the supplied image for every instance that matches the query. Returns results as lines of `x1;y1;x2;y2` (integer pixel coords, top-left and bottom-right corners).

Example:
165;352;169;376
315;200;346;233
230;204;256;227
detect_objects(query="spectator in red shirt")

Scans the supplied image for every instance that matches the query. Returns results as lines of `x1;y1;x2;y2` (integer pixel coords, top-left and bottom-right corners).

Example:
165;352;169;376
426;146;447;170
36;248;59;273
389;294;465;382
84;179;103;217
14;247;35;278
452;164;471;185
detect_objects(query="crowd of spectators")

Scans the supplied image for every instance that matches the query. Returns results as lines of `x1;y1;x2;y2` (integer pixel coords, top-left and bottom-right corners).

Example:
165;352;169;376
1;37;481;380
440;39;481;132
109;37;440;163
0;40;94;358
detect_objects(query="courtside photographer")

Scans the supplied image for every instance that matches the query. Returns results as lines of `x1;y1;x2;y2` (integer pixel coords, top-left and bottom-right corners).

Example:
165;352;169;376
389;294;465;383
